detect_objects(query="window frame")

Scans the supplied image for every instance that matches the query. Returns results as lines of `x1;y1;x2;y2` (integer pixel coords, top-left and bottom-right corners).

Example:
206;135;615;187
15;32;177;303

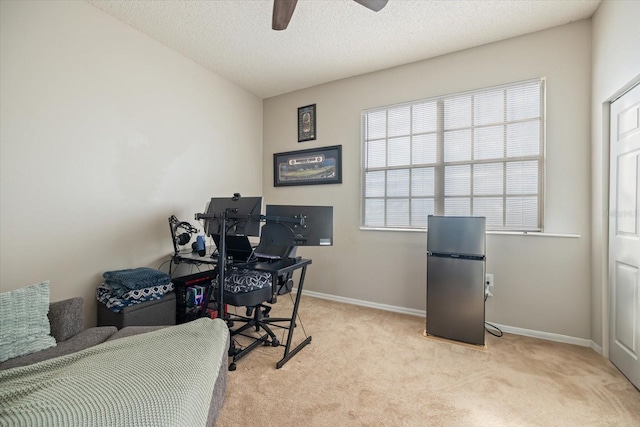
360;78;546;232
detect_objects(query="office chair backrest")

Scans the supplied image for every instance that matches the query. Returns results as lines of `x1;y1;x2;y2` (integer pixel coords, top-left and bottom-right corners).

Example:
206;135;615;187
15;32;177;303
253;222;295;260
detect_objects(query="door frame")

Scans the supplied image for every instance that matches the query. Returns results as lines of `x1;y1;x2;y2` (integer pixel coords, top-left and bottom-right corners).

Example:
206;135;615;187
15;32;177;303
603;76;640;359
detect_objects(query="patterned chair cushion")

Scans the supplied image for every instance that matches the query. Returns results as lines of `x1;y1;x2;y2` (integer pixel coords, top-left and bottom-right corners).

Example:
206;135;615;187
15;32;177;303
213;269;272;294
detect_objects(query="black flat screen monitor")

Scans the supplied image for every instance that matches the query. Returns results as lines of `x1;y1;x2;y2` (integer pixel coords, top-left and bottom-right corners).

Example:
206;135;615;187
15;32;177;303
203;196;262;237
265;205;333;246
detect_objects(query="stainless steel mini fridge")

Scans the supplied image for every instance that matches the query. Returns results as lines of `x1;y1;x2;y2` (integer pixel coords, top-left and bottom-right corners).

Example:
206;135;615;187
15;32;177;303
426;215;486;346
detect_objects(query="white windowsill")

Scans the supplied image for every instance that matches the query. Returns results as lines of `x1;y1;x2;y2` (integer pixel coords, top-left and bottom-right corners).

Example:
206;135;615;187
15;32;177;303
359;227;581;238
486;231;580;238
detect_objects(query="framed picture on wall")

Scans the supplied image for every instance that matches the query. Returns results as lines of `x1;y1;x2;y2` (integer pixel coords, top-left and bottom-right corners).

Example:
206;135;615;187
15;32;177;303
297;104;316;142
273;145;342;187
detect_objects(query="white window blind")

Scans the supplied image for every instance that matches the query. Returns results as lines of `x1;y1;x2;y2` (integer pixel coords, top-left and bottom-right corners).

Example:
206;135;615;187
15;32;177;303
362;79;545;231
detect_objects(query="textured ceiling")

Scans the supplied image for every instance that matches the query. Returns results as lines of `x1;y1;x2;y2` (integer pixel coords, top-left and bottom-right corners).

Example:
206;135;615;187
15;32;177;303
87;0;602;99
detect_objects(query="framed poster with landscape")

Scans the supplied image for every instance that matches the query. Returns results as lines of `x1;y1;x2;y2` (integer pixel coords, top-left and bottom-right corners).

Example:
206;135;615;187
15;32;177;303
273;145;342;187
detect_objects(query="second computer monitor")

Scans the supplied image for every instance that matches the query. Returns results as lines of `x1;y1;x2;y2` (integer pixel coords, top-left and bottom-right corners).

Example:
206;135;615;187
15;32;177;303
265;205;333;246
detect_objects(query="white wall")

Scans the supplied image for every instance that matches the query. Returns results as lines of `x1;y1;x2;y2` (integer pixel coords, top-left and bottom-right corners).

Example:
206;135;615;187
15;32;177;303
1;1;614;343
0;1;263;325
263;21;593;339
591;0;640;350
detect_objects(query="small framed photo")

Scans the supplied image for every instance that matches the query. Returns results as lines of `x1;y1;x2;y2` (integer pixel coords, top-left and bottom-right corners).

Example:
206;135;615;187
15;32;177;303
274;145;342;187
298;104;316;142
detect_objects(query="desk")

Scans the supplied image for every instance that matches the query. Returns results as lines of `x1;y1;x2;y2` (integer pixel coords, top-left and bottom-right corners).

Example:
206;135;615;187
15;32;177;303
169;246;217;275
170;249;312;369
224;258;312;369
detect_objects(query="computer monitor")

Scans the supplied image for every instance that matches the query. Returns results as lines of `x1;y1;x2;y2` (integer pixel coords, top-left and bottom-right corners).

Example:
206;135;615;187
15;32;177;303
202;195;262;237
264;205;333;246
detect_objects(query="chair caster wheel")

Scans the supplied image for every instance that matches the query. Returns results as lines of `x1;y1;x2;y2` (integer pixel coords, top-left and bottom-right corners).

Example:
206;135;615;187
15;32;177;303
229;363;236;371
271;339;280;347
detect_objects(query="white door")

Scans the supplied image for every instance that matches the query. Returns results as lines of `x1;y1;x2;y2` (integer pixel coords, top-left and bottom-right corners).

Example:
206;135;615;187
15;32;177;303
609;82;640;389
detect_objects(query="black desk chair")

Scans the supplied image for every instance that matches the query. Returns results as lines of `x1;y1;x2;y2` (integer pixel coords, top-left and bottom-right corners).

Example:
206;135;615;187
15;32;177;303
212;223;297;369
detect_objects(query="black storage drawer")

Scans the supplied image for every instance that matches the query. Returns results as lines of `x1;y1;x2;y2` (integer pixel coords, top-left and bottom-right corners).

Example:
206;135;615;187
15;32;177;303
97;292;176;329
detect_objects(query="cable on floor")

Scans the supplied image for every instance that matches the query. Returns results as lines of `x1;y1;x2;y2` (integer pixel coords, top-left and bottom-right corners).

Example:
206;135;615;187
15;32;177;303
485;321;503;337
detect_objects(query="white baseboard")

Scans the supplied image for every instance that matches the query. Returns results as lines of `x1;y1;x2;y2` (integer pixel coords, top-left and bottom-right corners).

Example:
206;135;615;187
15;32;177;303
487;322;593;348
590;341;603;355
300;289;425;318
299;289;596;350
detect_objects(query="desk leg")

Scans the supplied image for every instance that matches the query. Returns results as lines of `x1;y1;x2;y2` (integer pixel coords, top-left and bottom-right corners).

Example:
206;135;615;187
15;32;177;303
276;265;312;369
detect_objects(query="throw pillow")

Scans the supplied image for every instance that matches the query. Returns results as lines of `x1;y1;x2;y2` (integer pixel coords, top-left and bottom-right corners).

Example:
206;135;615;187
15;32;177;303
0;281;57;362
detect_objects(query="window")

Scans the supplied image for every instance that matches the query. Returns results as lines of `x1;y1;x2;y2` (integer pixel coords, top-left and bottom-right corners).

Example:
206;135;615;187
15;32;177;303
361;79;544;231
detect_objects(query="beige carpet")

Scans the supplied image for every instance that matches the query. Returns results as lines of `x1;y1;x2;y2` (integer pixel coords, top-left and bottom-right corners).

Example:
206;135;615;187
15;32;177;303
215;296;640;427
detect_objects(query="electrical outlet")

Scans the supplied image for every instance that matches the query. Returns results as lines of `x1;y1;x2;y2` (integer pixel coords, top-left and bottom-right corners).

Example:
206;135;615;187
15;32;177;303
485;274;494;297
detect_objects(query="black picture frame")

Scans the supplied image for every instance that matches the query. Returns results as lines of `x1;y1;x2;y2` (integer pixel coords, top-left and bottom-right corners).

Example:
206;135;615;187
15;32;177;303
297;104;316;142
273;145;342;187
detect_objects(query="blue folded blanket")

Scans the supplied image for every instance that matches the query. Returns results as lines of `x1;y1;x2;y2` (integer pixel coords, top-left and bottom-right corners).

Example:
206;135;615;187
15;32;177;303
103;267;171;296
96;283;174;312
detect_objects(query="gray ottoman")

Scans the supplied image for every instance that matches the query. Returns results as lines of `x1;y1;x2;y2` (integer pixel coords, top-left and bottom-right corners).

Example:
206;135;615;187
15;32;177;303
97;293;177;329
